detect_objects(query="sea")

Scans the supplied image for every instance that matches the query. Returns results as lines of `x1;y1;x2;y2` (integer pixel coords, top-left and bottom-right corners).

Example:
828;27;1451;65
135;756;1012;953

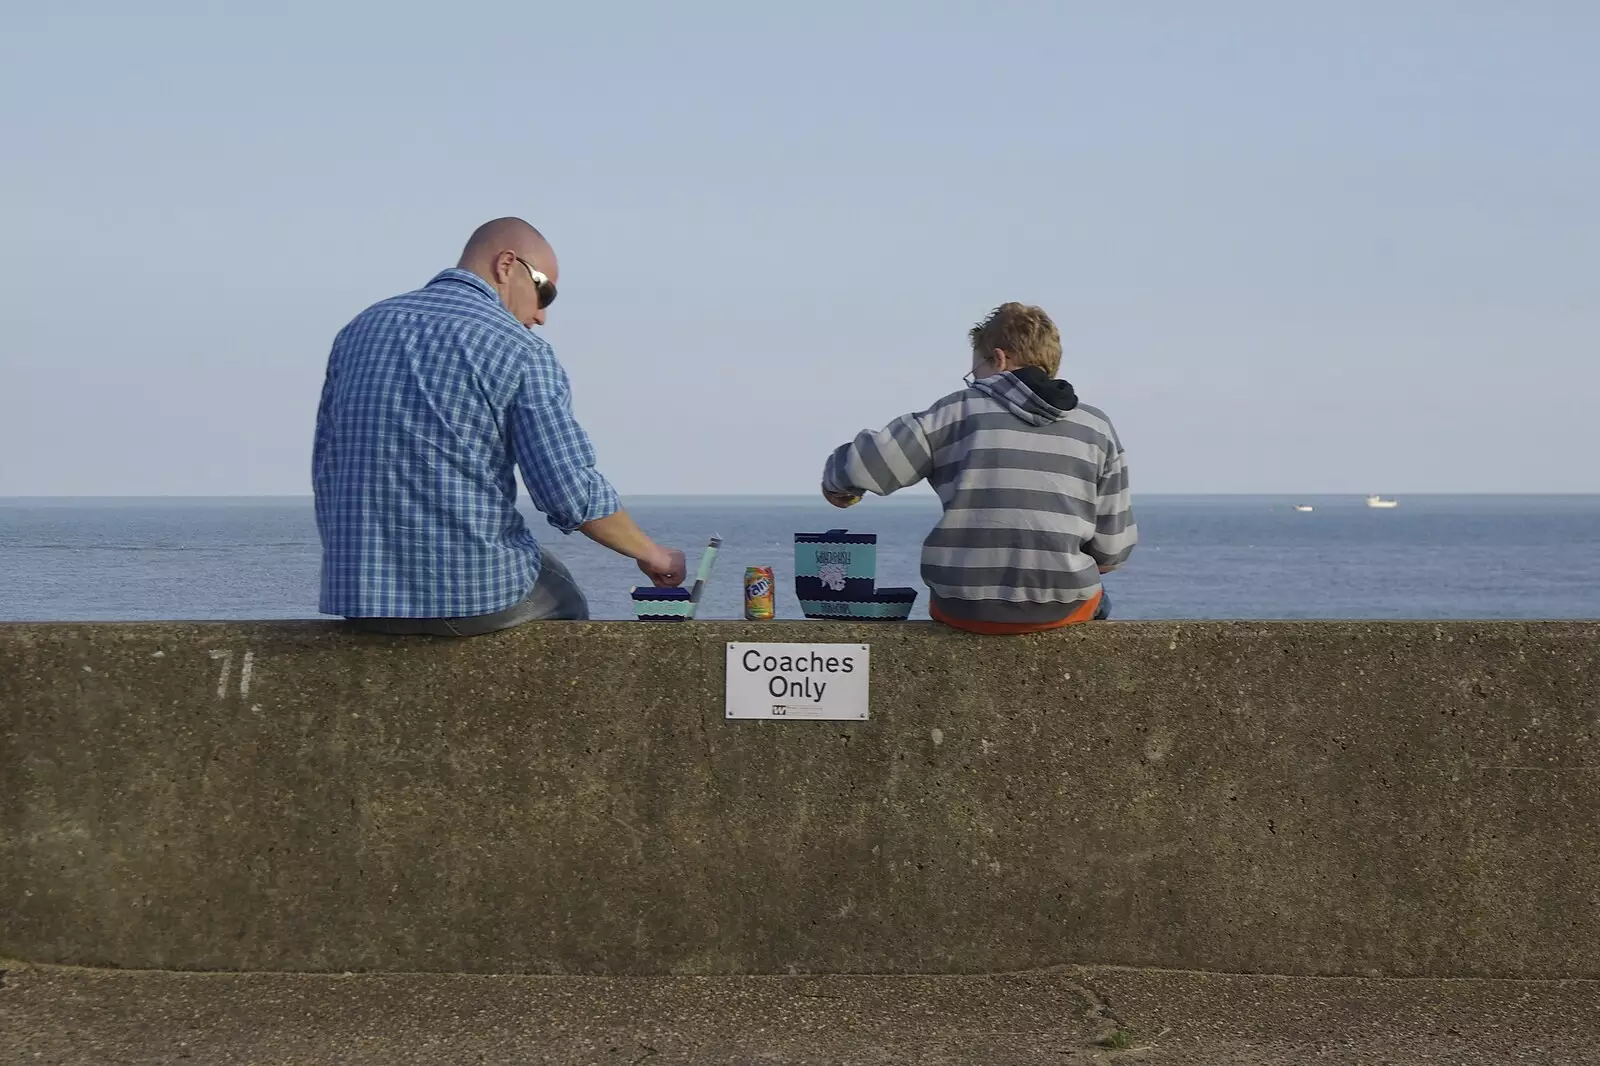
2;495;1598;623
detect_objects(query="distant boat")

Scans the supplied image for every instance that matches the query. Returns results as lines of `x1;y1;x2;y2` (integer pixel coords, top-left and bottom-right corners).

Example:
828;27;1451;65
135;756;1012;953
1293;505;1314;513
1366;495;1399;509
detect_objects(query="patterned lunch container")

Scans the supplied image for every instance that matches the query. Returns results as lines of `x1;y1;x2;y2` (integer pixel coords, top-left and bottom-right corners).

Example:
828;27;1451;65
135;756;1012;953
794;530;917;620
631;586;693;621
793;529;878;605
799;585;919;621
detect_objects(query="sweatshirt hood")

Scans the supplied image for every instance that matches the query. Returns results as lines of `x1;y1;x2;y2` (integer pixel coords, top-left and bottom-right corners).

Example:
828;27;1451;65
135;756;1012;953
970;365;1079;426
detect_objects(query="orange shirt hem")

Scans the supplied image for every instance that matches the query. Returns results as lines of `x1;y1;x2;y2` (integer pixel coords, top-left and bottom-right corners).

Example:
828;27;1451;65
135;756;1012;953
929;591;1103;636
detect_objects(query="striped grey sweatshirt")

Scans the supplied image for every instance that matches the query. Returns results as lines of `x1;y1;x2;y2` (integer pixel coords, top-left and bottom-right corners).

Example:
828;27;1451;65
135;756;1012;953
822;367;1136;624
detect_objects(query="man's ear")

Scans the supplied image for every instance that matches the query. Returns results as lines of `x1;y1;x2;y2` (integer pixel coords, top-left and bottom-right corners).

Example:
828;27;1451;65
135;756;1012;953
494;250;516;284
992;348;1013;372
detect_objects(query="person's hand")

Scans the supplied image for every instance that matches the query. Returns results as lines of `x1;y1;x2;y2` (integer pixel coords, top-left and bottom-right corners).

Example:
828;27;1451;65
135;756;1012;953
639;546;688;587
823;485;863;509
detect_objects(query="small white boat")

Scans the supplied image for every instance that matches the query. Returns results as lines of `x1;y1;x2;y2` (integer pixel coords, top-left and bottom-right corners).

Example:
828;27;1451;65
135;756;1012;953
1366;495;1399;509
1293;505;1314;513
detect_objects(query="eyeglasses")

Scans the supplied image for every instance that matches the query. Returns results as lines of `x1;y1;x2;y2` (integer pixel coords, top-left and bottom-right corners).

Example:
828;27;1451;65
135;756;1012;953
514;256;558;310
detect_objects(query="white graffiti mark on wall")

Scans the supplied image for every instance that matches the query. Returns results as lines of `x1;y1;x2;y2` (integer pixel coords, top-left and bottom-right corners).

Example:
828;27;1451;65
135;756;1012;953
209;649;233;699
208;649;257;700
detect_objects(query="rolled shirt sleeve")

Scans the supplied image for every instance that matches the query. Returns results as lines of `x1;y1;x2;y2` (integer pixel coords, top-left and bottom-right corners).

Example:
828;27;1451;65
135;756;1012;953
507;355;621;533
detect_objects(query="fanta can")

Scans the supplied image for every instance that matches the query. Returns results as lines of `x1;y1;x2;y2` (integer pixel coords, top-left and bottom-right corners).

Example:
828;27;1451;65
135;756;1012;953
743;566;776;620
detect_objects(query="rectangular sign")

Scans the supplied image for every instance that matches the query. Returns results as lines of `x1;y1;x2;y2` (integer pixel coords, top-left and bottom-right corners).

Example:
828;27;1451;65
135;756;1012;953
725;643;871;721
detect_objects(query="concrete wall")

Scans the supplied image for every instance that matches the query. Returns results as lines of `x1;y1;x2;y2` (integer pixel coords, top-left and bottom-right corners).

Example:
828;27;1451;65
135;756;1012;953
2;620;1598;978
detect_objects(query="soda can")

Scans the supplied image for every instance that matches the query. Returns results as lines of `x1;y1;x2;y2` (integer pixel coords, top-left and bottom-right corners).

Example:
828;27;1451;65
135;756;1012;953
743;566;776;620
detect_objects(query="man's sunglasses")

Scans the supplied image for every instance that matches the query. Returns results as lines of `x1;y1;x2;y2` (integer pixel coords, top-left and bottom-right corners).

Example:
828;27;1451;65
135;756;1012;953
515;256;558;310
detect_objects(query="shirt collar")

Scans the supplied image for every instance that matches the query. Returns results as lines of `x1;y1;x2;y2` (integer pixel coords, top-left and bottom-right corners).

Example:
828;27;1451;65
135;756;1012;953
427;268;506;306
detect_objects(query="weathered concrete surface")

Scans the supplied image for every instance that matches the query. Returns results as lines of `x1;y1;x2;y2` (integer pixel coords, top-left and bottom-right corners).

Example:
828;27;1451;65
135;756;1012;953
2;621;1599;977
4;960;1599;1065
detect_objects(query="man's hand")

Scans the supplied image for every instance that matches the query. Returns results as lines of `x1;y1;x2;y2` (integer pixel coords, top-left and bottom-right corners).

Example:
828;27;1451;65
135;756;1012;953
639;546;688;587
823;485;863;509
580;511;687;587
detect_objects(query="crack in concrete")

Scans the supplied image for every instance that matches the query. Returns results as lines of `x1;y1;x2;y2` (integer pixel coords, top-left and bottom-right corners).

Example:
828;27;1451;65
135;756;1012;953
1063;966;1131;1049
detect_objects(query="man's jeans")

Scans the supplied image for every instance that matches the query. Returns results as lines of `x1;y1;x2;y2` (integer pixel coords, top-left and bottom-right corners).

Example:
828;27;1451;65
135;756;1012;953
350;550;589;637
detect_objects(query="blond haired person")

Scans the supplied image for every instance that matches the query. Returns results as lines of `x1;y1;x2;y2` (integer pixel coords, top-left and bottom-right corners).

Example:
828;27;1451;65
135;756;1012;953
821;303;1136;634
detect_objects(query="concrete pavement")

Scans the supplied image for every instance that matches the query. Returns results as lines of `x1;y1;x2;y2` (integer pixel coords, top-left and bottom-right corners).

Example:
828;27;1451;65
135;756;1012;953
5;961;1598;1065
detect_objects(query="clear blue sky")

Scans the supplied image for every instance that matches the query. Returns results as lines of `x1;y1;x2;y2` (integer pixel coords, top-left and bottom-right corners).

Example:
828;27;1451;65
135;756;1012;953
2;2;1595;496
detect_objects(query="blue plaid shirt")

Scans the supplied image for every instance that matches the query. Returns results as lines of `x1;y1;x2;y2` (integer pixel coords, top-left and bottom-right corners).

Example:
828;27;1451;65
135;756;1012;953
313;269;620;618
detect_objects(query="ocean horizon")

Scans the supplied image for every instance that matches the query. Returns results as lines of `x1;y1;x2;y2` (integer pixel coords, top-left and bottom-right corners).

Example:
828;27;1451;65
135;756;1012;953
3;494;1598;623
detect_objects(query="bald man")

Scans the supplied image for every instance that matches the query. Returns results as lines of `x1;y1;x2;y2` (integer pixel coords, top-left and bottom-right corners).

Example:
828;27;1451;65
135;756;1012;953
312;217;685;635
